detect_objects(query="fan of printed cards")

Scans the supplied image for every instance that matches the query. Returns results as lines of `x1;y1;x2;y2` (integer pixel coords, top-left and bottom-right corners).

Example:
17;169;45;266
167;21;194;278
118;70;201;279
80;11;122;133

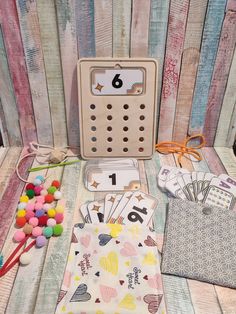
157;166;236;210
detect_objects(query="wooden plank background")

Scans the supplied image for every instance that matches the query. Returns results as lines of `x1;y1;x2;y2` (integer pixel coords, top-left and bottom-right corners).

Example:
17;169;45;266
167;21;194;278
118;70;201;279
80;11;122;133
0;0;235;147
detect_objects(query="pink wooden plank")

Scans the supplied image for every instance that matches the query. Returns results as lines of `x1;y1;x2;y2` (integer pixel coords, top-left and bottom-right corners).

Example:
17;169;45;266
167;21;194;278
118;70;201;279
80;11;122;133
0;148;33;251
0;0;37;145
201;147;226;175
203;10;236;146
227;0;236;11
158;0;189;142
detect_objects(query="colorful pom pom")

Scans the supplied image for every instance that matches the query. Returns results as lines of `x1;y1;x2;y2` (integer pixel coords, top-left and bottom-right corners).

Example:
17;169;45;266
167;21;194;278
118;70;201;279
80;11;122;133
14;230;26;242
20;195;29;203
47;208;56;218
36;195;45;204
40;189;48;196
35;175;44;183
35;209;45;218
34;178;42;186
26;189;35;199
20;252;32;265
43;226;53;238
47;218;56;227
34;186;43;196
26;183;35;190
23;223;33;235
17;209;26;218
54;191;62;200
51;180;61;188
18;202;27;210
55;213;64;224
16;217;27;228
48;186;57;194
36;235;47;247
55;205;64;213
25;210;35;221
43;203;51;211
29;217;39;227
32;226;42;237
38;215;48;226
45;194;54;203
53;224;63;236
34;202;43;210
26;203;35;211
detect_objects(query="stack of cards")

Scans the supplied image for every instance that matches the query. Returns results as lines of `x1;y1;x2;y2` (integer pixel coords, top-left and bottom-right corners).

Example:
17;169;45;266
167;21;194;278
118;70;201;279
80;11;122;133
80;191;158;226
157;166;236;210
84;159;141;191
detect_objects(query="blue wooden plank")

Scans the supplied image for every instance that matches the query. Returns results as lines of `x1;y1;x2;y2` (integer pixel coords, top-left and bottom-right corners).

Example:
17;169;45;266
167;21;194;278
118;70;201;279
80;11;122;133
188;0;227;136
75;0;96;58
148;0;170;135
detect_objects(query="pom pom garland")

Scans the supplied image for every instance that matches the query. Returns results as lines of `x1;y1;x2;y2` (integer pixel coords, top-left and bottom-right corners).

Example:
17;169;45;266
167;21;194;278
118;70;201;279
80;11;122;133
48;186;57;194
38;215;48;226
53;224;63;236
43;227;53;238
16;217;27;228
34;178;42;186
32;226;42;237
45;194;54;203
20;195;29;203
26;189;35;199
20;252;32;265
14;230;26;242
54;191;62;200
36;235;47;248
34;186;43;195
47;208;56;218
51;180;60;188
26;203;35;211
17;209;26;218
26;183;35;190
35;175;44;183
47;218;56;227
18;202;27;210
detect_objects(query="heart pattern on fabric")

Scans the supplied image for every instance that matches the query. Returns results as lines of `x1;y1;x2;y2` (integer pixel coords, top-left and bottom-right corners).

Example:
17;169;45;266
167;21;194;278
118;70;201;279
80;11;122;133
99;251;118;275
100;284;118;303
74;223;85;229
147;274;162;290
120;242;137;257
70;284;91;302
95;271;100;277
71;232;78;243
142;252;157;265
143;294;163;314
119;280;124;285
80;234;91;248
119;294;136;310
107;224;123;238
144;235;157;247
95;298;100;303
57;290;67;304
98;234;112;246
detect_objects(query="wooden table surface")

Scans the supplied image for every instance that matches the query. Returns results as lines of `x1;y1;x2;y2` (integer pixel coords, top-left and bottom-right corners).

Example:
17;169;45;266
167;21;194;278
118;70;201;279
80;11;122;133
0;147;236;314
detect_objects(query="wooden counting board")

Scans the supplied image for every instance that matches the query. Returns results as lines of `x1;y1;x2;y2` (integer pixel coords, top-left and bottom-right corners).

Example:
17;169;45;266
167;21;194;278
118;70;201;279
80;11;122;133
77;58;158;159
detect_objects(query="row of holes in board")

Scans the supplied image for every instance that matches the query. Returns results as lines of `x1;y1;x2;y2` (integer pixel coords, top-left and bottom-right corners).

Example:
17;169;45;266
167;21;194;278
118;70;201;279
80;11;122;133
91;147;144;153
90;115;145;121
90;126;145;132
90;136;144;142
90;104;146;110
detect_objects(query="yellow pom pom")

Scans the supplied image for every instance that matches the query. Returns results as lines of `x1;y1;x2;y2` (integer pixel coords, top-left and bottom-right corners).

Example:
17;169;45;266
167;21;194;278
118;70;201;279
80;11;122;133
17;209;26;217
47;208;56;218
20;195;29;203
55;205;64;213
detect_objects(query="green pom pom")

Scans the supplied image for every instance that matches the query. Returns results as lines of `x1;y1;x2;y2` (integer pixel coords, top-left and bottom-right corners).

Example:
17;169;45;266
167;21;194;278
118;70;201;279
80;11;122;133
26;189;35;199
43;226;53;238
48;186;57;194
53;224;63;236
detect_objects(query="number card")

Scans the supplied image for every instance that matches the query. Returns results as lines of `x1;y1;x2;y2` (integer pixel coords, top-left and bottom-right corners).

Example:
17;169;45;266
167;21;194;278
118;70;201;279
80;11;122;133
77;58;158;159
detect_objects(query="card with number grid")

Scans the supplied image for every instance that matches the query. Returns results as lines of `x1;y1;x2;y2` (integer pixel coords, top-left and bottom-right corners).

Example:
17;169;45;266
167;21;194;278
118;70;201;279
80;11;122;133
78;58;158;159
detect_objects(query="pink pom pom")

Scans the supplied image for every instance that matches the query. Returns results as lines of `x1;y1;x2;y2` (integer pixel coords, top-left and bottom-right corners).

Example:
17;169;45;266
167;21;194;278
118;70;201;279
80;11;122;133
32;226;42;237
14;230;25;242
43;203;51;211
26;203;35;211
25;210;35;221
29;217;39;227
47;218;56;227
40;189;48;196
36;195;45;204
34;202;43;210
55;213;64;224
34;185;43;196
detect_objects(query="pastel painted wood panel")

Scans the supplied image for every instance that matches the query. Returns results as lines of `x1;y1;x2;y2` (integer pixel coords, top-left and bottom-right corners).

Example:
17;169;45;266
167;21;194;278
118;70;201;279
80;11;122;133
173;0;208;142
94;0;112;57
130;0;151;57
56;0;80;146
113;0;132;57
226;102;236;147
0;26;22;146
148;0;170;136
214;49;236;147
0;97;9;147
203;10;236;146
0;0;37;145
16;0;53;146
188;0;227;137
37;0;68;147
34;163;81;314
158;0;189;142
75;0;96;58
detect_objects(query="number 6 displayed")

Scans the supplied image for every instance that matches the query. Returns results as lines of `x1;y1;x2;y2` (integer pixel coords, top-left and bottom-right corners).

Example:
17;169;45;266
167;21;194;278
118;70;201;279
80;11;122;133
112;74;123;89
